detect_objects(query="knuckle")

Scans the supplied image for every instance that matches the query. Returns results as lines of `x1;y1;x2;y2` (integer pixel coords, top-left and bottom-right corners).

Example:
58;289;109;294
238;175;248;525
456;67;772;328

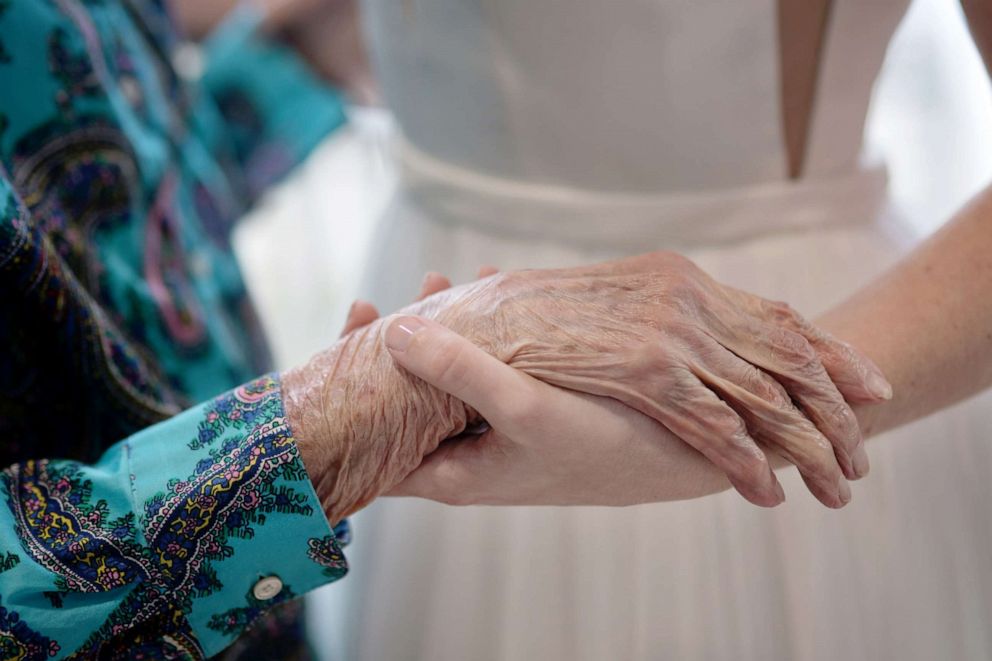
646;341;677;369
715;414;762;459
722;414;751;440
763;381;792;409
665;319;703;344
773;330;817;367
826;398;855;424
763;299;819;335
628;341;678;378
665;368;700;404
804;387;848;417
760;299;793;322
725;437;769;482
740;364;788;405
766;299;800;323
664;273;704;305
834;342;871;376
828;401;861;446
800;442;842;480
736;453;771;485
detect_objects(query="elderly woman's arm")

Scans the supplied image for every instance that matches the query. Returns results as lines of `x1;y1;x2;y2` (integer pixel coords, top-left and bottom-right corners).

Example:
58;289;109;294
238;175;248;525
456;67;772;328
0;375;348;659
0;195;468;661
0;333;472;659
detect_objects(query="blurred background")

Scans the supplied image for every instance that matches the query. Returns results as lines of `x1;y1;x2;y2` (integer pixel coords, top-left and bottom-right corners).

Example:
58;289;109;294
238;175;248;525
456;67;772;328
229;0;992;656
233;0;992;373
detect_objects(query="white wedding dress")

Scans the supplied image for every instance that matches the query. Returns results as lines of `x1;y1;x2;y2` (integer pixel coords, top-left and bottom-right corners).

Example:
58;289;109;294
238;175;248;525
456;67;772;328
339;1;992;658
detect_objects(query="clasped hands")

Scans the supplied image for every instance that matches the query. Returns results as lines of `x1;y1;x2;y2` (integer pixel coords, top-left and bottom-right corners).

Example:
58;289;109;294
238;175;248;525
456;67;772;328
283;251;891;524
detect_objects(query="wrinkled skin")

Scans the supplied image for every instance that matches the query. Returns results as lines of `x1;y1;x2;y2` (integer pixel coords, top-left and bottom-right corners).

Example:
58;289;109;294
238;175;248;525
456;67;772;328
283;274;462;524
383;316;731;506
401;252;890;508
285;253;889;521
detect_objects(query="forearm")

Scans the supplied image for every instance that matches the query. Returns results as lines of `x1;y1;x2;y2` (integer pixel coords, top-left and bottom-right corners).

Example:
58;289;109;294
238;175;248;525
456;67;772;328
816;184;992;437
169;0;316;39
0;375;344;658
170;0;244;39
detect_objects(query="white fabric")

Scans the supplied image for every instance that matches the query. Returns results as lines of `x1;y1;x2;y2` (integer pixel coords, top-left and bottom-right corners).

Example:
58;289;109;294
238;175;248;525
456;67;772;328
341;1;992;659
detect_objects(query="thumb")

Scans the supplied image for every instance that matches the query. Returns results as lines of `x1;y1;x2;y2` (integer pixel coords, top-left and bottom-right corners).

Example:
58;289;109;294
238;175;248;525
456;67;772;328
383;315;538;435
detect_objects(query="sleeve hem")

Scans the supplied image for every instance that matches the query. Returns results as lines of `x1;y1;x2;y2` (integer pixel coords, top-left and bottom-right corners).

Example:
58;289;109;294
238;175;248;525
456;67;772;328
124;374;347;657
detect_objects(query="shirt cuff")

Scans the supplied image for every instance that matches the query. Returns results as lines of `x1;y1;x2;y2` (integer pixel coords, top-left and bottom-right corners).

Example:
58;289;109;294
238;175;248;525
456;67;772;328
126;373;348;657
200;6;348;198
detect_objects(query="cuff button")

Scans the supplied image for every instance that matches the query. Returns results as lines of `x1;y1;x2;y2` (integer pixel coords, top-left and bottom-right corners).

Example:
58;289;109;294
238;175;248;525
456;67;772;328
252;576;284;601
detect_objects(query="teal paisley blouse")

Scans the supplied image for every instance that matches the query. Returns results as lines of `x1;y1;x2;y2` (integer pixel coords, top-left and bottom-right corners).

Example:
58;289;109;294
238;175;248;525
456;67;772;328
0;1;350;658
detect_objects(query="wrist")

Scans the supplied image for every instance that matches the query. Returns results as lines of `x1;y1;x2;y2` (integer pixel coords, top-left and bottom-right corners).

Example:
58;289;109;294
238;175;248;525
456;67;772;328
282;339;349;518
282;320;474;523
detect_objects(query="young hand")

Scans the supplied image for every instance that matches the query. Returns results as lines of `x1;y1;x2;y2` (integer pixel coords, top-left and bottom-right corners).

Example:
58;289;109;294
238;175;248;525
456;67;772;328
390;252;890;508
383;315;732;506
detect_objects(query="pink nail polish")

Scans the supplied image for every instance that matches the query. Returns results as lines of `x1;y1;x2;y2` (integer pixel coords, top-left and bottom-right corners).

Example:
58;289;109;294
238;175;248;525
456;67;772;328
385;316;427;351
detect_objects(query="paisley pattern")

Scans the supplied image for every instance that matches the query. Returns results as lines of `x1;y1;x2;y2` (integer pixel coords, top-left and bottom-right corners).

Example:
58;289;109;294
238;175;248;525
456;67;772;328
5;460;146;594
307;535;350;579
11;115;141;296
0;552;17;574
3;374;346;659
0;0;348;658
0;596;61;661
208;585;298;636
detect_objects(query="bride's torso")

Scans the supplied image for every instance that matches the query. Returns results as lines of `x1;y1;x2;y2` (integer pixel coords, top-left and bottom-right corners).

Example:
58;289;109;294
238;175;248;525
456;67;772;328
363;0;911;194
344;9;992;660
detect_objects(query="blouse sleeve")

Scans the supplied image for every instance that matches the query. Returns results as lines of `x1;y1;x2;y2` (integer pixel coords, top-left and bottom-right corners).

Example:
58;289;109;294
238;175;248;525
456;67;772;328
196;6;349;201
0;373;348;660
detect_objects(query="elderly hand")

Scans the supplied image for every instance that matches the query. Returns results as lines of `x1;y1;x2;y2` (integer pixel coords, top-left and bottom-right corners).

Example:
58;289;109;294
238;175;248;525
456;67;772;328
385;317;731;506
280;274;465;524
388;252;891;508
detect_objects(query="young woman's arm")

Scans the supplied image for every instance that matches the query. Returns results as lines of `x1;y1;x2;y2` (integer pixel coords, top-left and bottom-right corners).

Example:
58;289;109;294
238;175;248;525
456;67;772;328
382;194;992;511
817;184;992;437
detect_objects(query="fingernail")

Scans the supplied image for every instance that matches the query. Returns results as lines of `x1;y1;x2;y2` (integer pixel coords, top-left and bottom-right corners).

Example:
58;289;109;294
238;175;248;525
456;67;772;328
385;316;426;352
837;477;852;506
773;481;786;504
867;371;893;400
852;444;870;478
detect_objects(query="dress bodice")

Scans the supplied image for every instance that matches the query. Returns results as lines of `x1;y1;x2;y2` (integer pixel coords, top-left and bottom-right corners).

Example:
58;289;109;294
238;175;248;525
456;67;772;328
362;0;911;194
